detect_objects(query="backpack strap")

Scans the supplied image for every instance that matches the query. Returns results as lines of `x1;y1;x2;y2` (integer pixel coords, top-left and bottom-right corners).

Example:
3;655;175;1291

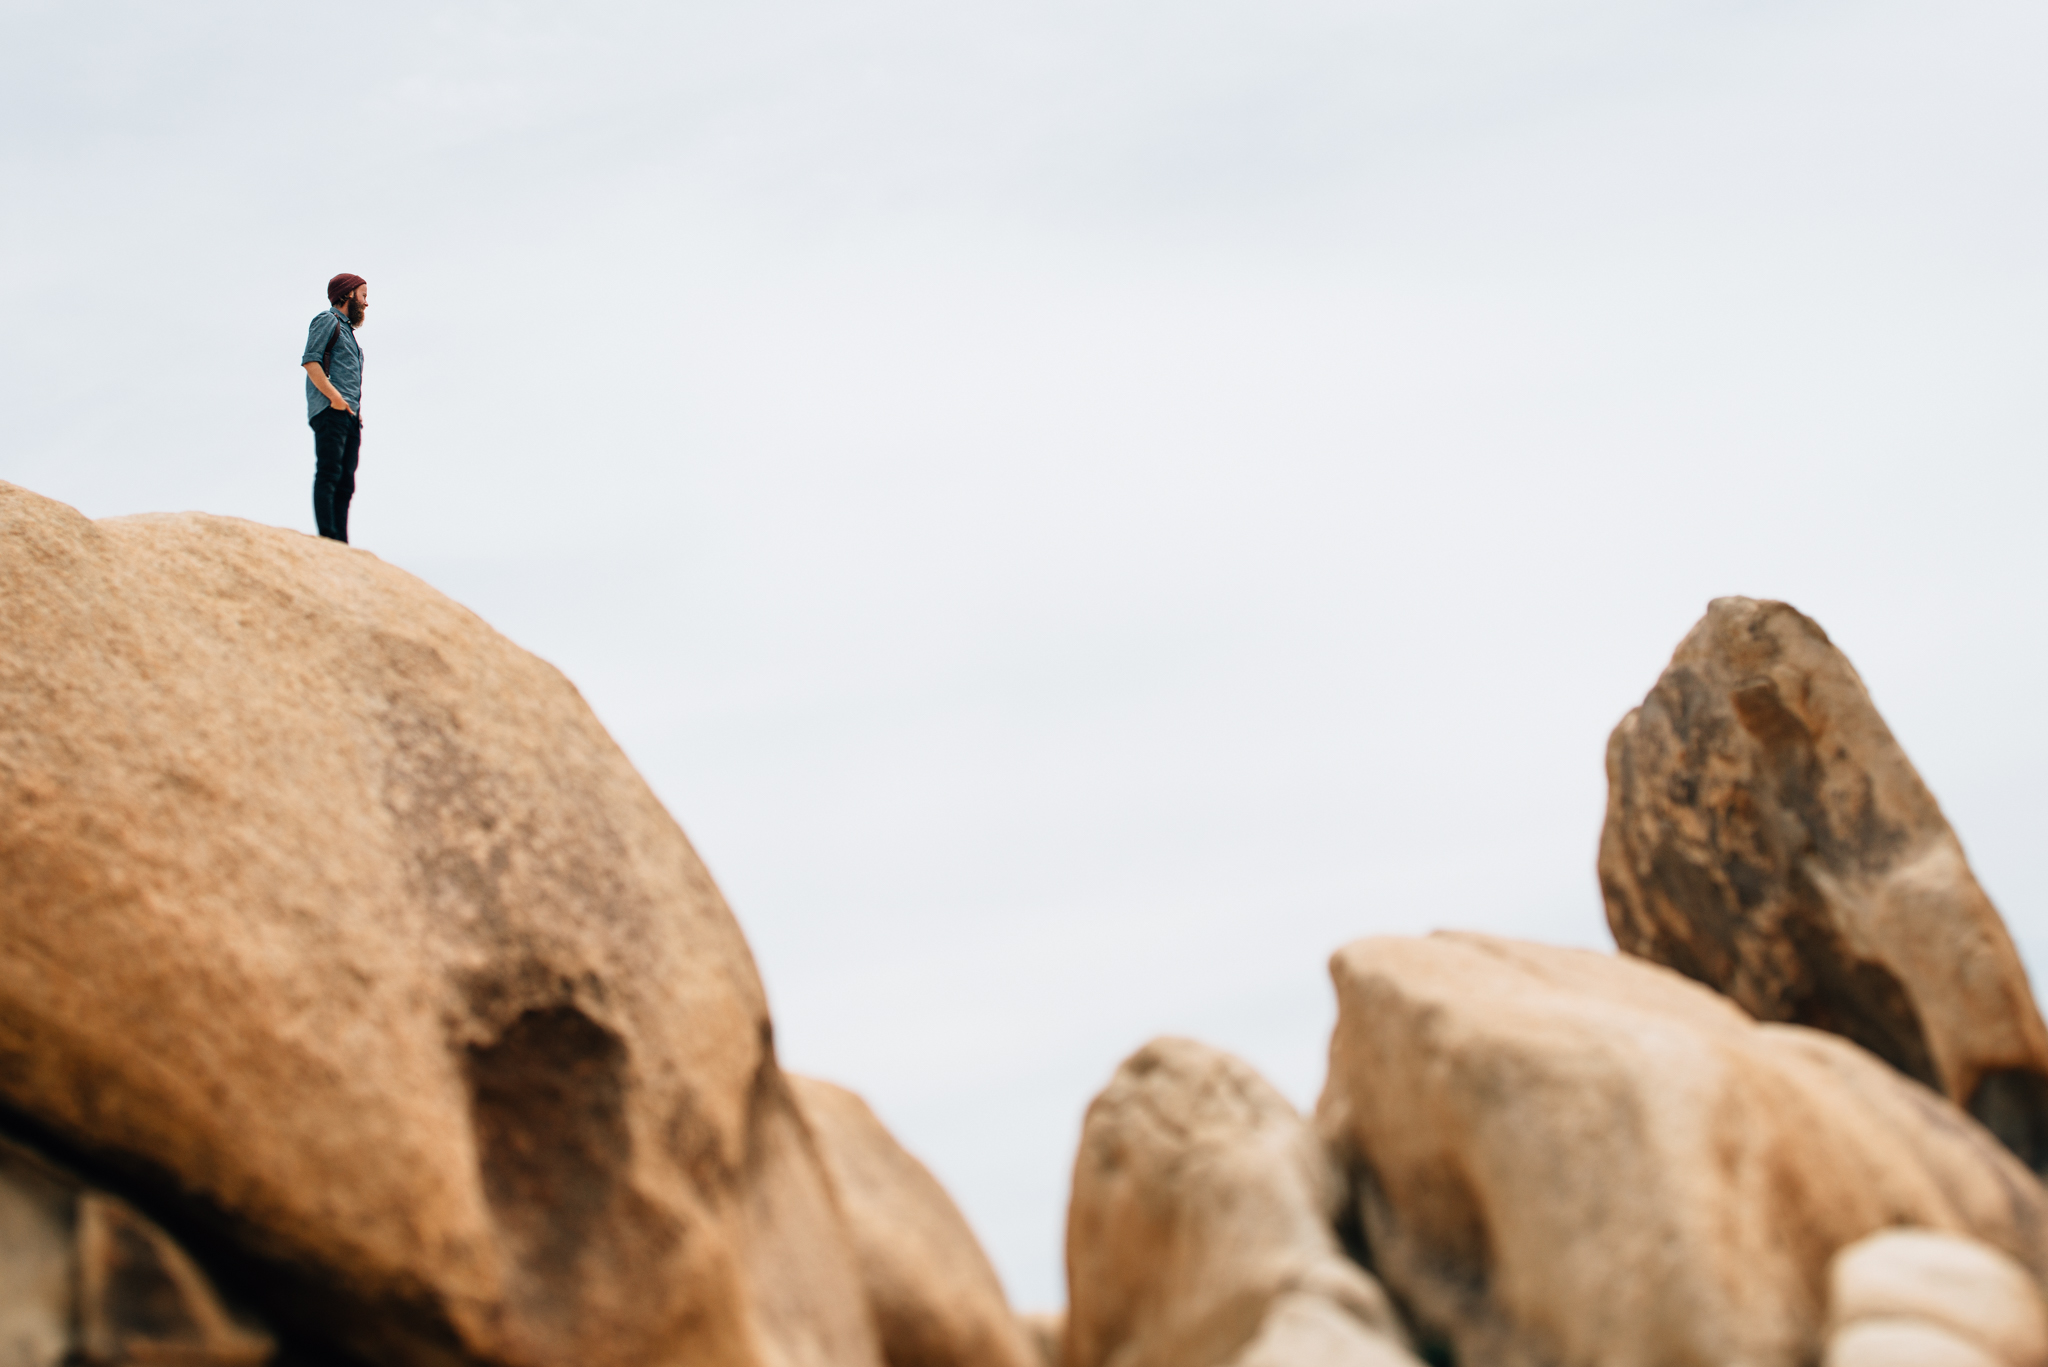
320;314;345;371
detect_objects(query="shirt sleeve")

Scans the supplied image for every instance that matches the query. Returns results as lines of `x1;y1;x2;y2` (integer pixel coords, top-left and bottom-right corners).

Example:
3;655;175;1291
301;312;337;367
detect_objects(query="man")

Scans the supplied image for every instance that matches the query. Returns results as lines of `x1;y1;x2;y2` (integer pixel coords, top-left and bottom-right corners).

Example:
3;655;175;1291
301;274;368;542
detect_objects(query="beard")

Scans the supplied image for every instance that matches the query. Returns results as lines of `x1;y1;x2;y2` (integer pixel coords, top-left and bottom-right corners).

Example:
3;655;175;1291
346;298;366;326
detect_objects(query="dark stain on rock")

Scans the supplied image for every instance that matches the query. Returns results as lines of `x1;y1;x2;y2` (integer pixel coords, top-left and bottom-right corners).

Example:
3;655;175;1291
1659;667;1718;749
453;959;582;1042
1882;1077;2048;1260
1968;1068;2048;1177
1778;894;1941;1092
1733;677;1906;875
461;1002;684;1356
1723;851;1772;912
1644;844;1738;987
378;687;512;928
1394;1156;1491;1301
666;1016;814;1218
464;1005;631;1283
1731;679;1813;753
370;631;455;685
668;1084;742;1200
97;1211;204;1342
1346;1159;1475;1367
741;1020;806;1180
374;659;652;956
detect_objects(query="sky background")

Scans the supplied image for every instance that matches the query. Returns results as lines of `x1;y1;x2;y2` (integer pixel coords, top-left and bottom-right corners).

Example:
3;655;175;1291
6;0;2047;1310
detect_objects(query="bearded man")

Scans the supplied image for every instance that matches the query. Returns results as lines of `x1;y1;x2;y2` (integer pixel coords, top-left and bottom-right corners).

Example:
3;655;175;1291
300;273;369;543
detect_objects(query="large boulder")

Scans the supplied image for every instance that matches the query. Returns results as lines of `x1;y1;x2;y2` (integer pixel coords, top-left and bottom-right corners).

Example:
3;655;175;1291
1317;933;2048;1367
0;483;881;1367
790;1076;1037;1367
1824;1230;2048;1367
1066;1037;1418;1367
1598;597;2048;1168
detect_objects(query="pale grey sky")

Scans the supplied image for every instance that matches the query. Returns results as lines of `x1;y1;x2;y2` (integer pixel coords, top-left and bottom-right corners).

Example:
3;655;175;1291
6;0;2047;1309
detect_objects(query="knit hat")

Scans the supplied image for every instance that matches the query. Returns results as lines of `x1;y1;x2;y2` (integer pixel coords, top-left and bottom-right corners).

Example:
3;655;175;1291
327;273;367;306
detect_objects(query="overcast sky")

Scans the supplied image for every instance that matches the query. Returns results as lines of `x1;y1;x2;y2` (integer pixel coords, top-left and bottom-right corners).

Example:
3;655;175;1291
7;0;2048;1309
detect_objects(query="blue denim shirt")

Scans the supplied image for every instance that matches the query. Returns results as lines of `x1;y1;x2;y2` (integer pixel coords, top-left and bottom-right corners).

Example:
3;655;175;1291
301;308;363;421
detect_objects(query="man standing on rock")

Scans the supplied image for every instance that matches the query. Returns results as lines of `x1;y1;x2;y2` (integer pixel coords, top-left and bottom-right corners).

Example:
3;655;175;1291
301;274;368;543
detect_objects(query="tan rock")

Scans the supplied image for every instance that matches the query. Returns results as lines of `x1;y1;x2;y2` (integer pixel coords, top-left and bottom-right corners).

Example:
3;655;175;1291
0;1131;273;1366
1317;933;2048;1367
0;483;880;1367
1016;1312;1063;1367
1598;596;2048;1169
1827;1230;2048;1367
0;1138;73;1367
1824;1322;2005;1367
1067;1037;1418;1367
791;1076;1036;1367
1225;1293;1423;1367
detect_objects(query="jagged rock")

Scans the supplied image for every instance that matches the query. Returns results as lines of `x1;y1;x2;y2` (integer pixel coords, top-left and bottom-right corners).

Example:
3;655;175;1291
0;1132;273;1366
0;483;880;1367
1825;1230;2048;1367
790;1076;1036;1367
1598;597;2048;1169
1317;934;2048;1367
1067;1038;1419;1367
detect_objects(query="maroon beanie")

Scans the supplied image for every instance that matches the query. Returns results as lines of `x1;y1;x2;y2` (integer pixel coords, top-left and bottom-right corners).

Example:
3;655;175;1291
327;273;366;306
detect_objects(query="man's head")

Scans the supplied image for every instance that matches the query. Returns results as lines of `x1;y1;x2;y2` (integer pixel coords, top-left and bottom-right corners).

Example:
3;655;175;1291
327;273;369;327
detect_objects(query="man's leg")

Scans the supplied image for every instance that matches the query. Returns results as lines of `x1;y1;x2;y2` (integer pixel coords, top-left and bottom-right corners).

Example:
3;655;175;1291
333;414;362;544
311;409;347;540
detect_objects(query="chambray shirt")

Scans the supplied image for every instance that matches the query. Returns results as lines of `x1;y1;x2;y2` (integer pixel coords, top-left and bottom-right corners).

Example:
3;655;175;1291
301;308;363;421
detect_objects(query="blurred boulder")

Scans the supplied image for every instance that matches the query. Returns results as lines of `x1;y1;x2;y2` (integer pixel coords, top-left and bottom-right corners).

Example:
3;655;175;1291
1015;1312;1062;1367
1824;1229;2048;1367
0;1132;272;1366
1067;1038;1418;1367
1824;1323;2003;1367
0;482;880;1367
1318;933;2048;1367
791;1076;1036;1367
1599;596;2048;1169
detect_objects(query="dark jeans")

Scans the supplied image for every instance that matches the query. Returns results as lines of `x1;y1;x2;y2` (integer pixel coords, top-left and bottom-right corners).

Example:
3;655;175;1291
311;406;361;543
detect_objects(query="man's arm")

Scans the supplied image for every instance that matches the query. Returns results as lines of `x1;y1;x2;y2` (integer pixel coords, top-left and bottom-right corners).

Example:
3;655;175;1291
303;362;352;414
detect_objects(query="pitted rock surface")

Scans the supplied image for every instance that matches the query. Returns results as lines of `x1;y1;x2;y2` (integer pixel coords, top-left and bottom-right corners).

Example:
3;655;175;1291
1598;596;2048;1169
0;482;880;1367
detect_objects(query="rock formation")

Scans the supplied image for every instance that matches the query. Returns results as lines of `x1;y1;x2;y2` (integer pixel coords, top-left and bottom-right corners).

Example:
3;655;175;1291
1016;1312;1063;1367
1827;1326;2003;1367
1318;933;2048;1367
791;1076;1038;1367
0;1132;273;1366
1824;1230;2048;1367
15;481;2048;1367
0;483;880;1367
1598;596;2048;1169
1066;1038;1419;1367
